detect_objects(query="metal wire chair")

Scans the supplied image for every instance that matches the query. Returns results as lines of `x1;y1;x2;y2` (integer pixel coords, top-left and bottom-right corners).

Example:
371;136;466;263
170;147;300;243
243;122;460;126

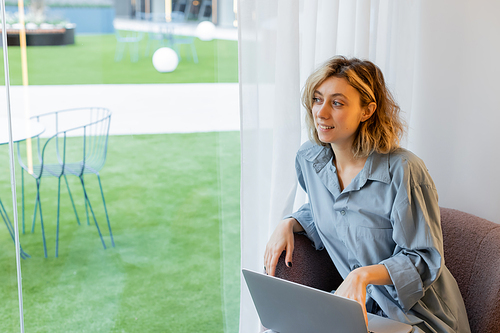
114;28;144;62
0;200;30;259
17;107;114;257
170;11;198;63
143;12;175;57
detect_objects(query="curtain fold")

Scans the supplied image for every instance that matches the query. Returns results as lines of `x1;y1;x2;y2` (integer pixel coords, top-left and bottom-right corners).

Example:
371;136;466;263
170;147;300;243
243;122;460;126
238;0;500;331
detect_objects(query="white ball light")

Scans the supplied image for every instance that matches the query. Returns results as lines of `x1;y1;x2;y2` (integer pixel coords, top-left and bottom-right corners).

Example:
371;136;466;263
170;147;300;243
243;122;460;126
152;47;179;73
196;21;216;41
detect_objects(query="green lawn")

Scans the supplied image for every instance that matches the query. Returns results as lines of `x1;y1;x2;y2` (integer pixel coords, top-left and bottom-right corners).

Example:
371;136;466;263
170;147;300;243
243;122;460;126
0;132;241;332
0;34;238;85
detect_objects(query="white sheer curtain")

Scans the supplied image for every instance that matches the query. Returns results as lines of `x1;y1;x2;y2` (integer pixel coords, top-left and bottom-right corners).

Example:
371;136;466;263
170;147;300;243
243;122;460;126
238;0;500;331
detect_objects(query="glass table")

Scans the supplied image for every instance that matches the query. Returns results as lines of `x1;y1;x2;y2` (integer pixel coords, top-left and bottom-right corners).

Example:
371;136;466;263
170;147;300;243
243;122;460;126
0;116;45;144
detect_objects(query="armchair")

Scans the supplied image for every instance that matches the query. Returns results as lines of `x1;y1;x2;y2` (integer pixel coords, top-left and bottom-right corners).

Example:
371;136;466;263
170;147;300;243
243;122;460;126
270;207;500;333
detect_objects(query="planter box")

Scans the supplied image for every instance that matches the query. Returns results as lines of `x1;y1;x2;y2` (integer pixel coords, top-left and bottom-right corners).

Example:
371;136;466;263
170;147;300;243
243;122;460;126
4;27;75;46
5;6;115;34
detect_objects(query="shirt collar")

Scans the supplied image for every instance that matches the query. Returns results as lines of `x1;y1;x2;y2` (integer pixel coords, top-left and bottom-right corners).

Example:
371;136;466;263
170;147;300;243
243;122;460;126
343;152;392;192
297;142;391;185
297;142;333;173
360;151;391;185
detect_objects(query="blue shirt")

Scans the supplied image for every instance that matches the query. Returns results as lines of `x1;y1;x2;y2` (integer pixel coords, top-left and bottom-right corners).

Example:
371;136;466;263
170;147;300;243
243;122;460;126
288;141;470;333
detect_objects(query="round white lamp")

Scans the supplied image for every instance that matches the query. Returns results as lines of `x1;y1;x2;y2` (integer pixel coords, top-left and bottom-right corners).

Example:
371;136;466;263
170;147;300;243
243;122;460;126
152;47;179;73
196;21;216;41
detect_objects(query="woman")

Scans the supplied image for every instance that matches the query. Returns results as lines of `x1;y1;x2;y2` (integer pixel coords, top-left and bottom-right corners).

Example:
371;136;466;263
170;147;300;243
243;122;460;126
264;56;470;333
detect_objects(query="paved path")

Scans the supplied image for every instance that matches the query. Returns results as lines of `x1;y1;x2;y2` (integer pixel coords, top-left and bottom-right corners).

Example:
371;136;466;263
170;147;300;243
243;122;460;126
4;83;240;136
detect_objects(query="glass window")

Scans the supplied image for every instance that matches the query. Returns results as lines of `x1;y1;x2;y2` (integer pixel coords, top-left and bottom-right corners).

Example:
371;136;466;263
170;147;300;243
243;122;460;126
1;0;240;331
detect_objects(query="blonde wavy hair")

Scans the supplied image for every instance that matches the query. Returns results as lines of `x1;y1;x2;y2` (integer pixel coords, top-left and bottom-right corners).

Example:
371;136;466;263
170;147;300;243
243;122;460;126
302;56;406;158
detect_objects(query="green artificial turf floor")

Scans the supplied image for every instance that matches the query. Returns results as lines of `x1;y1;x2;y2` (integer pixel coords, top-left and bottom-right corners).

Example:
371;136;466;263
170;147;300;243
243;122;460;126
0;131;241;332
0;34;238;85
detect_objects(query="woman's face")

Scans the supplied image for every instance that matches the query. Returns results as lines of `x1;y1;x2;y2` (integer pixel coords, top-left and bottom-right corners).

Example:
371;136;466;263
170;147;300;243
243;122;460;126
312;76;373;149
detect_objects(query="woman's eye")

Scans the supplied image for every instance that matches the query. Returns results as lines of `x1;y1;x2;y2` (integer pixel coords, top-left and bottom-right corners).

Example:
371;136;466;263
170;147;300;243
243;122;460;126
333;101;343;106
312;97;321;103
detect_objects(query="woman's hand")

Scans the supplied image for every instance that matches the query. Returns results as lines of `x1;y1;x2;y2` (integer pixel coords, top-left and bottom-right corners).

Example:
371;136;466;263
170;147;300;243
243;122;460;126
334;269;369;326
334;264;392;327
264;218;303;276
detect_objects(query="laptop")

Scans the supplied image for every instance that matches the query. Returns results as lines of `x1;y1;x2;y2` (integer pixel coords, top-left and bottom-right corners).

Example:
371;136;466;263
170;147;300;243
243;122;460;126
242;269;413;333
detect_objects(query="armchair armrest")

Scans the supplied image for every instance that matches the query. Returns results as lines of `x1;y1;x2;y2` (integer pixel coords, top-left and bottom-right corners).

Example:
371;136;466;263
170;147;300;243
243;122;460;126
275;233;343;292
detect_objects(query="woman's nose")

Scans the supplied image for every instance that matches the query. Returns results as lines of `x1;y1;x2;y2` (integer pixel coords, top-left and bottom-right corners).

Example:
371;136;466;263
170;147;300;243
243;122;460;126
316;103;330;119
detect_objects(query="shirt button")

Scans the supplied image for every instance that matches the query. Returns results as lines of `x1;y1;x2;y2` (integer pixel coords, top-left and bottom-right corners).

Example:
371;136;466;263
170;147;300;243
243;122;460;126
352;264;360;270
340;210;346;216
367;286;372;294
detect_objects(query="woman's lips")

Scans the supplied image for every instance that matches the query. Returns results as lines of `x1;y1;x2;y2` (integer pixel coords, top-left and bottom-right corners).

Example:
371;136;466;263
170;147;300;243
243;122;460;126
318;124;334;131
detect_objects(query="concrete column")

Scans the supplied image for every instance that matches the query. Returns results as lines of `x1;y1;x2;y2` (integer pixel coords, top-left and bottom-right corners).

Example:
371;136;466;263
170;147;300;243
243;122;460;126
114;0;132;18
217;0;235;27
151;0;165;14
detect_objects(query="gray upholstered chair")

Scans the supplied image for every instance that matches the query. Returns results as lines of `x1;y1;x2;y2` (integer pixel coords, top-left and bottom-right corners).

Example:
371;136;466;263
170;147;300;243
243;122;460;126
267;207;500;333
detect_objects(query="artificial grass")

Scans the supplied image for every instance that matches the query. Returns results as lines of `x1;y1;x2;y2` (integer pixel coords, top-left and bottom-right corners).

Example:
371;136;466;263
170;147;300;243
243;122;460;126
0;131;241;332
0;34;238;85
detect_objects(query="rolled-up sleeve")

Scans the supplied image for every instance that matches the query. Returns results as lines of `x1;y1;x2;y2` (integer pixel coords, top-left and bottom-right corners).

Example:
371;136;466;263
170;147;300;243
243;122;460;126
283;155;324;250
381;178;443;312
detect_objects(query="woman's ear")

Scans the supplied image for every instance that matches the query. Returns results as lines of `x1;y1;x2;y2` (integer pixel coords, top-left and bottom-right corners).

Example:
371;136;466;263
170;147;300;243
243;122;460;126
361;102;377;122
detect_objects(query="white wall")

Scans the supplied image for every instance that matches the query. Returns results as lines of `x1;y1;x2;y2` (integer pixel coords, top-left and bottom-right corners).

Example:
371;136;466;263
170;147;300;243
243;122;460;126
407;0;500;223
